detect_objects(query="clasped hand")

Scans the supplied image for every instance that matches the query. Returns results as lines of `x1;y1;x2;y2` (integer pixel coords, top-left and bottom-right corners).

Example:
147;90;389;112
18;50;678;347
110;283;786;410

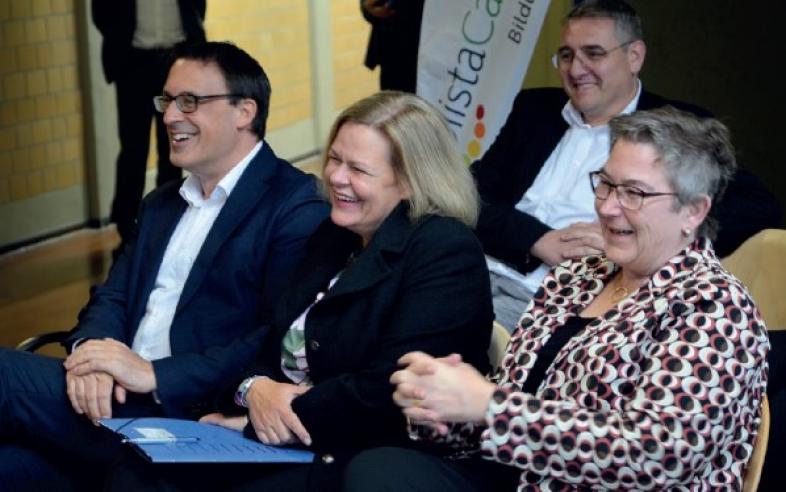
362;0;395;19
390;352;495;435
63;339;156;422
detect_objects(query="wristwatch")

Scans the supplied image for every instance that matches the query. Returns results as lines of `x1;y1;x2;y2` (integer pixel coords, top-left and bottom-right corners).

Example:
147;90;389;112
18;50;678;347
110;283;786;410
234;376;260;408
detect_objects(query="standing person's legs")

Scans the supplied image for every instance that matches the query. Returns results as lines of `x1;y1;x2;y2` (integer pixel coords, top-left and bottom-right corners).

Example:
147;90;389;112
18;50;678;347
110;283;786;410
110;49;156;244
153;113;179;186
379;57;417;94
150;49;180;188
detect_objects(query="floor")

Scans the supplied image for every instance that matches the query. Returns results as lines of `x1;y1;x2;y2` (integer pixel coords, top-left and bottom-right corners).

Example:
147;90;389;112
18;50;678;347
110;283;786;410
0;227;119;357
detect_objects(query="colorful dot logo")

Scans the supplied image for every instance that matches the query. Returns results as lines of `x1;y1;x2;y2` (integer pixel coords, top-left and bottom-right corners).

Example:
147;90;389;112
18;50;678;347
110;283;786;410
464;104;486;165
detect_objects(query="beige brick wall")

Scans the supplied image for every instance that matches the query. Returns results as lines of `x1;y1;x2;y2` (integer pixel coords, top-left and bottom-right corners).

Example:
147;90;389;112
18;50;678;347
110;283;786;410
330;0;378;110
205;1;378;132
204;1;313;132
0;0;83;205
146;1;327;168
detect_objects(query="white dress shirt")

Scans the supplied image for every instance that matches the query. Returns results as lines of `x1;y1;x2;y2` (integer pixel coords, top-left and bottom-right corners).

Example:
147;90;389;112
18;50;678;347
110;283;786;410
132;142;263;361
132;0;186;49
487;81;642;298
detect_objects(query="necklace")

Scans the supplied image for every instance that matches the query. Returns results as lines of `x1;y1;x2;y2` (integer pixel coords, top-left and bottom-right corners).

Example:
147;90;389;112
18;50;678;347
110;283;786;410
609;275;631;303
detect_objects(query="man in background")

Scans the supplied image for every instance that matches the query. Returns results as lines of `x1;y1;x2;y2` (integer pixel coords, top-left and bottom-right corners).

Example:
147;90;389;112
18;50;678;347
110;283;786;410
93;0;207;251
472;0;781;329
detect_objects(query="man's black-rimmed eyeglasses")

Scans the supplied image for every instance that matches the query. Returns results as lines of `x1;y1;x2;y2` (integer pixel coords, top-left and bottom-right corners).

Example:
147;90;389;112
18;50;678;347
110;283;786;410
153;93;241;114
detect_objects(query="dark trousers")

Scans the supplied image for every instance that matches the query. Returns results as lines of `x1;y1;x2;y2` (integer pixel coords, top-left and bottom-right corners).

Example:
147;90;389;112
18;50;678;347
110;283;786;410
343;447;521;491
110;47;182;244
0;348;160;490
379;57;418;94
106;454;314;492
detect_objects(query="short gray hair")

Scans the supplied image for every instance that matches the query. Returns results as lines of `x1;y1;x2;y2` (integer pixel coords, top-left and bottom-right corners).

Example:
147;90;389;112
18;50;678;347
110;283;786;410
323;91;479;227
567;0;643;43
609;107;737;239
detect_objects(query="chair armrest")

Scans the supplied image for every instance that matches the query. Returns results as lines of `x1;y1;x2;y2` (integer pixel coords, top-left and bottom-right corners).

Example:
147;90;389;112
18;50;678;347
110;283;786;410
16;331;72;352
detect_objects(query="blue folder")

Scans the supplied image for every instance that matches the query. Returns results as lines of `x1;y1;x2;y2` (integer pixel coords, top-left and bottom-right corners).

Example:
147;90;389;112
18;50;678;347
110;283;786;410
100;417;314;464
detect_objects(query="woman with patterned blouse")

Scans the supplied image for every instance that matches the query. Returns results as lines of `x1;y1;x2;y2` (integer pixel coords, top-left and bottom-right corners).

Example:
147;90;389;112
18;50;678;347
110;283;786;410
344;107;770;491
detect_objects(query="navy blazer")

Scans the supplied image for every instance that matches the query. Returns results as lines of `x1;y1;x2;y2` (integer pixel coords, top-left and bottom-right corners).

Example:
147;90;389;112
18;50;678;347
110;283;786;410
243;203;493;473
65;144;329;417
472;87;782;272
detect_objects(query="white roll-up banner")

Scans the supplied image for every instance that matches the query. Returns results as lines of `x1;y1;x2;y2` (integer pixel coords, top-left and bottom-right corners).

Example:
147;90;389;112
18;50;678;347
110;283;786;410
417;0;550;163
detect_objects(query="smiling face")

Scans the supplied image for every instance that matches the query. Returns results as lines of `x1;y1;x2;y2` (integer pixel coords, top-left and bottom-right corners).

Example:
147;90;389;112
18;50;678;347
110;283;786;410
596;140;707;280
162;59;256;182
559;17;644;126
323;122;409;246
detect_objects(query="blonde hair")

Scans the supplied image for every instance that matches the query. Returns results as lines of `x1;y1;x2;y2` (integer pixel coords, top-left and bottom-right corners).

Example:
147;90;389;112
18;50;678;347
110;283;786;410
322;91;479;227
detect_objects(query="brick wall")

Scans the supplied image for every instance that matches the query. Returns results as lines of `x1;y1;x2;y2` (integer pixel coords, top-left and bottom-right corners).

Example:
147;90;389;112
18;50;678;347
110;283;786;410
330;0;378;110
205;1;313;133
0;0;83;205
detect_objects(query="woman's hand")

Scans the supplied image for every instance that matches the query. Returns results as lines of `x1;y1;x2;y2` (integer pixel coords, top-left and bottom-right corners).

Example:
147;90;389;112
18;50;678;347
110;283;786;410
362;0;395;19
199;412;248;431
391;352;496;434
245;377;312;446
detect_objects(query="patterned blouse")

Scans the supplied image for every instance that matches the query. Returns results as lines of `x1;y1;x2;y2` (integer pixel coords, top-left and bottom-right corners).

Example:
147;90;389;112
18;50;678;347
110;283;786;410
280;272;342;385
430;239;769;491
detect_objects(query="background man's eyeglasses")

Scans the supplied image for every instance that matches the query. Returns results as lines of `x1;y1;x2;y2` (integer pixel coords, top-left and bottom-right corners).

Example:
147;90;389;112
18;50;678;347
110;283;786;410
552;40;634;69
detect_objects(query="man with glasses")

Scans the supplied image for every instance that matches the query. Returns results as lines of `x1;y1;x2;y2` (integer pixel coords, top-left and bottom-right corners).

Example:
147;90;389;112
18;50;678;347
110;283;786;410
93;0;207;253
473;0;780;330
0;42;328;489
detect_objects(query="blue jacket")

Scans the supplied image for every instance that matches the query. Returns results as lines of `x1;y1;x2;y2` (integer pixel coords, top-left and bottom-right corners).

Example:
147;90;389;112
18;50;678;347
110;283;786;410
65;143;329;417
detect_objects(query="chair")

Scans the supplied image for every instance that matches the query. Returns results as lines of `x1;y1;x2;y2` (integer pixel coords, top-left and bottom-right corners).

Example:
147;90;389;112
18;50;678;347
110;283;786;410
743;394;770;492
488;320;511;367
721;229;786;328
15;285;101;352
712;230;783;491
16;330;71;352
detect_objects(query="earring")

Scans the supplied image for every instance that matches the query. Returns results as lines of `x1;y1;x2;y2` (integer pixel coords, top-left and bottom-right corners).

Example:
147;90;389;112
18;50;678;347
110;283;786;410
681;227;692;237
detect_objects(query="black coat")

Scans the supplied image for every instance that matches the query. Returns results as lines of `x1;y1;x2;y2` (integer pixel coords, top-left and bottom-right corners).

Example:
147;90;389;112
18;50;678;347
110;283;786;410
361;0;424;92
244;203;493;485
471;87;782;273
92;0;207;83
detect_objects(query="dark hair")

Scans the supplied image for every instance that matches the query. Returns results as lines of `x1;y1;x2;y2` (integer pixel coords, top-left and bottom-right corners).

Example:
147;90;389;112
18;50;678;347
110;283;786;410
567;0;643;42
609;107;737;240
171;41;271;138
